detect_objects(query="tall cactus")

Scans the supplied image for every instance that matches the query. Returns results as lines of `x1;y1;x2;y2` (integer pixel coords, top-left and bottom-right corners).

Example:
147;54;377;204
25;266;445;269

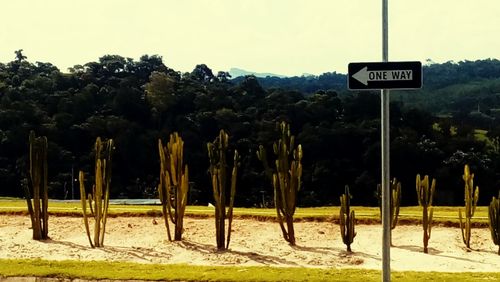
158;132;189;241
23;131;49;240
416;174;435;253
257;121;302;246
79;137;114;248
458;164;479;250
340;185;356;252
207;130;239;250
376;178;402;230
488;191;500;255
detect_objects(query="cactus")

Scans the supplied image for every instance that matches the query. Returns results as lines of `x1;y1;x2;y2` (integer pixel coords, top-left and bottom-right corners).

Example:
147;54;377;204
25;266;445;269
23;131;49;240
257;121;302;246
207;130;239;250
376;178;402;230
416;174;435;253
458;164;479;250
158;132;189;241
79;137;114;248
340;185;356;252
488;191;500;255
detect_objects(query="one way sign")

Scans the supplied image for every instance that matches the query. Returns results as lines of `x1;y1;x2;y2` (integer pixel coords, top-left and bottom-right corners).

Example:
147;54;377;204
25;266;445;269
348;61;422;90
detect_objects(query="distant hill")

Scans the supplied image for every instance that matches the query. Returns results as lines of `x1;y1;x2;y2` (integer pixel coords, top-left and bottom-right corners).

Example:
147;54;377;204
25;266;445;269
231;71;347;95
230;60;500;108
394;59;500;114
229;67;286;78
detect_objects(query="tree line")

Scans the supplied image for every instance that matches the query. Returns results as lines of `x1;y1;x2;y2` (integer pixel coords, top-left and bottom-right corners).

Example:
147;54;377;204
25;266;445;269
1;50;500;206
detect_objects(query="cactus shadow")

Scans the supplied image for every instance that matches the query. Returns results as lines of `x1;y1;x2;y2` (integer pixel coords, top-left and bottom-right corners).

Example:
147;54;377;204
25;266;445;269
103;245;173;261
394;244;442;255
342;250;381;261
291;244;339;255
392;244;493;264
43;239;90;251
289;244;381;262
230;249;299;266
433;253;489;264
468;246;499;255
180;240;299;266
433;246;499;263
44;239;173;262
178;240;215;254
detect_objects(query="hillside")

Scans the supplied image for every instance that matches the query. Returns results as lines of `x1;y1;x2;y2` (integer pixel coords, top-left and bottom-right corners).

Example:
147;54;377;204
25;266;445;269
228;67;286;78
1;53;500;207
231;59;500;117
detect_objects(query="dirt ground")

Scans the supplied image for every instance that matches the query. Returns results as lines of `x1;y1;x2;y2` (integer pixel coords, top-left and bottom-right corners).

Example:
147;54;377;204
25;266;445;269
0;215;498;272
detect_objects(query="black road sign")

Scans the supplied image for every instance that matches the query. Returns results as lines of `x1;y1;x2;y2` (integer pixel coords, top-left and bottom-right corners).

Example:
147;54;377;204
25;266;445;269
348;61;422;90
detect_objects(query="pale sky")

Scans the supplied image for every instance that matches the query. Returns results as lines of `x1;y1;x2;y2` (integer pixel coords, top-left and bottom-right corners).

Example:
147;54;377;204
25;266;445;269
1;0;499;76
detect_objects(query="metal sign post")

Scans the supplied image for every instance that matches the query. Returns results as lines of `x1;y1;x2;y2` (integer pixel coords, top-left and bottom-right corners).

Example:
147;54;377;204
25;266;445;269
347;2;421;281
381;0;391;281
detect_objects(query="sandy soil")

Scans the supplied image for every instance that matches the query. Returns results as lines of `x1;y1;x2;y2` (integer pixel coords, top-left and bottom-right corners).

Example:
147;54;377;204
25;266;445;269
0;215;498;272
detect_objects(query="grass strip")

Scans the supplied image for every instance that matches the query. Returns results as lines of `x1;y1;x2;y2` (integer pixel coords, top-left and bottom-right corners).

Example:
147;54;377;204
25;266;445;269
0;259;378;282
1;259;500;282
0;199;490;226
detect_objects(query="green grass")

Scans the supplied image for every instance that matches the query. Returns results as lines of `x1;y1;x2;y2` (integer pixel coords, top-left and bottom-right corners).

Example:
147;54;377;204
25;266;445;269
0;198;489;226
474;129;488;141
473;129;500;152
0;259;499;282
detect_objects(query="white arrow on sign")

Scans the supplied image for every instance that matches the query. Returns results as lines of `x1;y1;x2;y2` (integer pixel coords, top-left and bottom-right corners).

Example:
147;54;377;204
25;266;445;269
352;67;413;86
